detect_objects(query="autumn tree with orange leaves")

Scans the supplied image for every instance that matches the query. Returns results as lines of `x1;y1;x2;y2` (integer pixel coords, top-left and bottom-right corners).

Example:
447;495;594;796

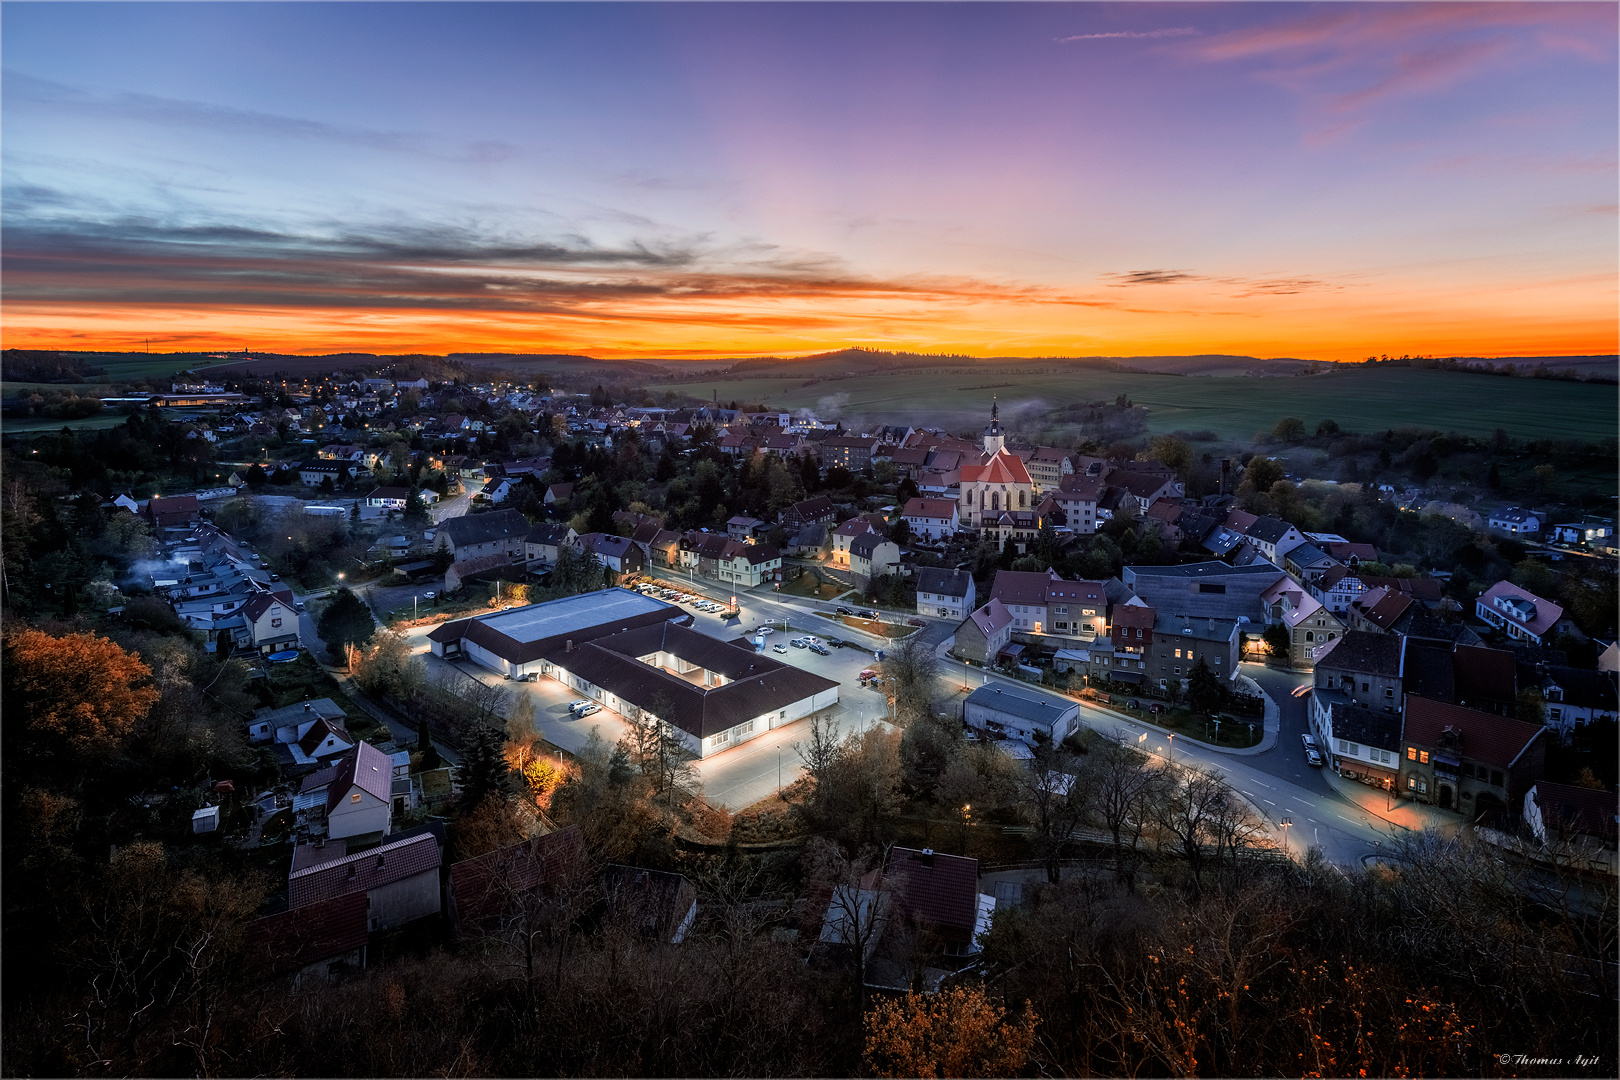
4;628;159;766
864;986;1038;1079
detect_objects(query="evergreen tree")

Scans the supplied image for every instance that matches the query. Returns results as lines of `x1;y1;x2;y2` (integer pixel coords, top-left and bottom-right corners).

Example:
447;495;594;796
417;715;442;770
403;485;430;522
1187;656;1225;716
458;720;514;806
316;587;376;663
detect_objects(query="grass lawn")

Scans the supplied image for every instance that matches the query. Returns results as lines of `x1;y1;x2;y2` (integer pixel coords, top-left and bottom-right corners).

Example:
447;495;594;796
647;365;1616;444
778;572;847;601
1140;706;1263;749
812;610;916;638
2;412;137;434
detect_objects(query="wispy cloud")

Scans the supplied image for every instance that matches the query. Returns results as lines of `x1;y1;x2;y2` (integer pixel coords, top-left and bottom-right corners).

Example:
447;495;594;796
1057;27;1197;43
1104;270;1205;286
3;72;519;165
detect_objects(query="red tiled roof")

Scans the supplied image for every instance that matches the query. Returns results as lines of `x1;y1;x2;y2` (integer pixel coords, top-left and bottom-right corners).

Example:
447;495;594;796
886;846;979;942
448;827;589;936
1056;474;1106;501
1403;696;1545;768
961;449;1032;486
1530;782;1619;844
989;568;1062;606
902;498;958;520
288;832;441;909
964;598;1012;637
243;892;369;979
297;717;351;758
1113;604;1157;630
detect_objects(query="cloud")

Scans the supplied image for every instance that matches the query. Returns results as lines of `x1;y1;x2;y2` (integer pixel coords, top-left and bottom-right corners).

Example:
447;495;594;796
1227;277;1345;298
3;72;519;165
1057;27;1197;43
1103;270;1205;286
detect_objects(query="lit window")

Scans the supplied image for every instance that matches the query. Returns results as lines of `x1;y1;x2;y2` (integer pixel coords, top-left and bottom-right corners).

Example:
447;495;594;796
351;792;361;803
1407;747;1417;761
1419;751;1429;765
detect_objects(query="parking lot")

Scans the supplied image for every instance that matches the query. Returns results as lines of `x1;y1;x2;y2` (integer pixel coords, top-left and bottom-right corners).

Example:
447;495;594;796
416;582;900;809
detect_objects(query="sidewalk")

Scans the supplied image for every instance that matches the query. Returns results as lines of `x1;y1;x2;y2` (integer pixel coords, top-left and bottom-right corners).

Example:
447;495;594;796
1318;761;1464;836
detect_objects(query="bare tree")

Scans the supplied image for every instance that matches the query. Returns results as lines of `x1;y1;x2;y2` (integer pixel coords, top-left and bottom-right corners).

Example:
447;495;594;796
1090;742;1161;891
1020;741;1091;884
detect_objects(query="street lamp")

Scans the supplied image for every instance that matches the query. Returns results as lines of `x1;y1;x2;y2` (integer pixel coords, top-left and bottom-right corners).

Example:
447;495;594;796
1167;732;1174;766
960;803;972;853
776;744;783;797
1280;816;1293;854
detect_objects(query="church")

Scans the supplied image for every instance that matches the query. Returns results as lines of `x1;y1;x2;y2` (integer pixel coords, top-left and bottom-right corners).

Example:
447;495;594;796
958;399;1042;548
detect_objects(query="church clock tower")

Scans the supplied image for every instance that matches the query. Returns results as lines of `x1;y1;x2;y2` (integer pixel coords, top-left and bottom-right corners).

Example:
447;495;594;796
982;397;1005;458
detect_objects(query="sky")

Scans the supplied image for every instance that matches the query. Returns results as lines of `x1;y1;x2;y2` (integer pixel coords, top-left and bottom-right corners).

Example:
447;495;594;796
2;1;1615;360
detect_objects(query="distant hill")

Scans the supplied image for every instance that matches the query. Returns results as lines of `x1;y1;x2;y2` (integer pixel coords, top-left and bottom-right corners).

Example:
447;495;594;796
1;349;107;383
719;349;1330;379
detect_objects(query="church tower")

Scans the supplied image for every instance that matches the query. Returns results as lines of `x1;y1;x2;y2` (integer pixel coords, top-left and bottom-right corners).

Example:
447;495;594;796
982;397;1005;458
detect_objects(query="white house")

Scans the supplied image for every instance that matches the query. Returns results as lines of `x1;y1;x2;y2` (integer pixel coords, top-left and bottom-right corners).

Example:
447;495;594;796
963;683;1079;746
323;741;396;844
915;567;975;620
1475;580;1564;644
1488;507;1542;535
900;498;960;541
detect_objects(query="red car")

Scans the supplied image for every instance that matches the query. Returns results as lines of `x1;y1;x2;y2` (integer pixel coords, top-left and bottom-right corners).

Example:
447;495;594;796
907;617;926;626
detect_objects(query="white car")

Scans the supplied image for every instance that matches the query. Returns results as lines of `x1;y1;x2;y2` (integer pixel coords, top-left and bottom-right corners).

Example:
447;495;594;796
572;701;601;717
1305;746;1323;767
567;699;591;714
773;643;788;654
755;626;774;635
1301;734;1318;751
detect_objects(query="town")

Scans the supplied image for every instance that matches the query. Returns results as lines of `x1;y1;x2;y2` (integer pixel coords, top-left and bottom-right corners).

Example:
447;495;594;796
3;351;1615;1076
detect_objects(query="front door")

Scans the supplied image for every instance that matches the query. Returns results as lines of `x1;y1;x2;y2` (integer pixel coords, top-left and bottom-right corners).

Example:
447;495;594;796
1438;784;1453;810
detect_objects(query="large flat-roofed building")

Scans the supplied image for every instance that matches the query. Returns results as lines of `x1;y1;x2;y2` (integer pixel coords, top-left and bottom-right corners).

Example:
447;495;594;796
427;590;839;758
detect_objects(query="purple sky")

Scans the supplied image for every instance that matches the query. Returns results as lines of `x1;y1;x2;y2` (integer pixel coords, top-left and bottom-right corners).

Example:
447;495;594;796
3;2;1615;358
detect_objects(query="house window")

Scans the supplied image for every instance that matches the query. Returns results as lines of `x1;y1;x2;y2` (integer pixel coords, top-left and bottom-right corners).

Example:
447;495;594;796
1174;667;1181;676
1419;751;1429;765
271;618;282;628
1174;649;1182;658
1361;682;1370;693
1407;746;1417;760
1408;776;1417;790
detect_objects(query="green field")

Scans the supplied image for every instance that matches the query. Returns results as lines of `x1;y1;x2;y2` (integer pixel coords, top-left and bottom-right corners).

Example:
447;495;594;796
648;366;1617;444
1;413;136;435
2;353;228;396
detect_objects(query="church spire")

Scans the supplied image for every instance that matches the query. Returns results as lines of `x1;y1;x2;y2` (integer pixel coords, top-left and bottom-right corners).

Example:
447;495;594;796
982;395;1005;457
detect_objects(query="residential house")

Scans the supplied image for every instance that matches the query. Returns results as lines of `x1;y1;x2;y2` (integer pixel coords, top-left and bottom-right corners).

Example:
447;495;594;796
437;509;531;563
544;483;574;506
709;540;781;588
1311;631;1406;715
1236;515;1307;565
1315;700;1403;789
320;741;395;844
1529;665;1619;733
602;864;700;944
1108;470;1183;513
849;533;901;591
446;827;589;940
1107;604;1157;689
1475;580;1566;645
726;515;766;542
989;569;1064;634
1488;507;1542;536
298;461;352;488
1398;696;1547;817
524;523;578;567
575;532;647;576
900;498;960;541
365;486;412;510
915;567;975;620
240;591;300;656
1123;561;1287;632
1523;782;1618;852
883;847;993;957
1283;542;1340;588
1144;613;1241;693
964;683;1079;746
953;599;1014;665
475;476;520;504
146;494;201;529
818;436;880;472
1052;473;1106;535
287;832;443;931
780;495;837;529
1016;446;1074;494
242;892;370;985
1550;521;1615;547
830;517;882;569
1262;576;1346;667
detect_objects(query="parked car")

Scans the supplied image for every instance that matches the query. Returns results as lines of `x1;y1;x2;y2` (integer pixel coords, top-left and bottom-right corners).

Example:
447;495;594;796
1305;747;1323;766
773;643;788;654
810;644;830;656
1301;734;1317;751
862;610;879;620
573;702;601;717
294;602;305;613
790;639;808;649
835;606;854;616
826;637;845;647
754;626;774;635
1125;698;1141;710
907;617;926;626
1148;703;1164;714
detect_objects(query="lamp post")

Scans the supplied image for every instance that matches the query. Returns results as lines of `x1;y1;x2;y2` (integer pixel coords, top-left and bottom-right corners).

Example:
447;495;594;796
1167;732;1174;766
960;803;972;854
1280;815;1293;855
776;744;783;797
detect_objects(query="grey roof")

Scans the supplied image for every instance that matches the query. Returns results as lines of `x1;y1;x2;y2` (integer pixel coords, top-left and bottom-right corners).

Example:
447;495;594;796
428;588;684;663
1151;613;1239;643
288;833;441;909
525;523;573;546
916;567;972;599
850;533;887;559
1122;561;1285;622
1245;516;1297;545
1330;702;1403;752
439;509;531;548
965;683;1079;726
1542;666;1619;711
1125;560;1285;581
1284;542;1334;567
1313;631;1403;677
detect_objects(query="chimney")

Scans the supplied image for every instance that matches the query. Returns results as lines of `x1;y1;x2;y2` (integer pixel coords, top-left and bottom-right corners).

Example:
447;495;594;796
919;848;934;866
304;703;312;713
566;639;573;652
